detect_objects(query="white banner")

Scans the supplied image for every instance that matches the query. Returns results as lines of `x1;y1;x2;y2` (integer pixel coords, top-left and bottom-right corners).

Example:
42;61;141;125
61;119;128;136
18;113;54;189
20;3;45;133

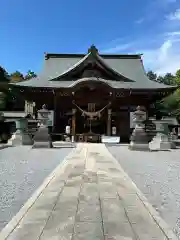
130;112;135;128
47;110;54;126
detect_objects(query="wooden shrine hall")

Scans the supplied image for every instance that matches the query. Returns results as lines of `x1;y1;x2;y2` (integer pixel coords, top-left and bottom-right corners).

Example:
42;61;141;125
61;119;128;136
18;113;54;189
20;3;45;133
10;45;176;142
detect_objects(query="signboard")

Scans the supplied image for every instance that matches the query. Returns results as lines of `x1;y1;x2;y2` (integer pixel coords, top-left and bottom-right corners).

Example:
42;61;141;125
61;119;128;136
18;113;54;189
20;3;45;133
130;112;135;128
101;136;120;144
47;110;54;126
112;126;117;135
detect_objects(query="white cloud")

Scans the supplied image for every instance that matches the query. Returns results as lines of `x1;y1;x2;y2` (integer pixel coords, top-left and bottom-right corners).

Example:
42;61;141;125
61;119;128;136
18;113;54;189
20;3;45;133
165;0;177;2
142;39;180;75
101;43;132;54
100;0;180;76
167;9;180;20
135;18;144;24
167;31;180;36
101;35;180;75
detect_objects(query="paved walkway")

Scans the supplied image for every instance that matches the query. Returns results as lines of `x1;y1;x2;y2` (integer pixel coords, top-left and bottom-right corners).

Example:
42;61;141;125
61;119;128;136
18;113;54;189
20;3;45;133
0;143;177;240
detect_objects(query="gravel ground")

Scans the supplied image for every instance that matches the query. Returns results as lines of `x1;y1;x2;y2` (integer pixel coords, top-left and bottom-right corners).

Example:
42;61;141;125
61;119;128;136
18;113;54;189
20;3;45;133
108;145;180;239
0;146;72;230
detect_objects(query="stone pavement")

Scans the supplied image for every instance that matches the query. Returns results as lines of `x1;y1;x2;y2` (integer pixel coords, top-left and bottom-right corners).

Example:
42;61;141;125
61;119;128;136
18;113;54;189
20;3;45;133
0;143;177;240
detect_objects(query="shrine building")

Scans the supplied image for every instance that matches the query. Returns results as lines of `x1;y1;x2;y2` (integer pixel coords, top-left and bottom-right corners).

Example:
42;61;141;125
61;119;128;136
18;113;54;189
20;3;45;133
10;45;176;142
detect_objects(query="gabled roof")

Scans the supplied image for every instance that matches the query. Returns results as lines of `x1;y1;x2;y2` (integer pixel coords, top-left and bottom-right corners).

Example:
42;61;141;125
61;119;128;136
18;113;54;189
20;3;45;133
49;47;134;82
10;45;177;90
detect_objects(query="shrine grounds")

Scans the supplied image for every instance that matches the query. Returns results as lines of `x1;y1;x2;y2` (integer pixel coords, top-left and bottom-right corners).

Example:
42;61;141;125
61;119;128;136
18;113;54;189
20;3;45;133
0;144;180;239
108;145;180;239
0;146;71;230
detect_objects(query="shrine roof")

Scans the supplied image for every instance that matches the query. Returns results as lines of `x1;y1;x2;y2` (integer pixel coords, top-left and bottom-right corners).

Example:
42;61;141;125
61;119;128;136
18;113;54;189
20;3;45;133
10;45;176;91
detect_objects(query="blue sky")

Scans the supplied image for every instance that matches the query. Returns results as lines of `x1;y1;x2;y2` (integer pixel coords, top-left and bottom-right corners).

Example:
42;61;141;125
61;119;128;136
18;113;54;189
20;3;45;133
1;0;180;75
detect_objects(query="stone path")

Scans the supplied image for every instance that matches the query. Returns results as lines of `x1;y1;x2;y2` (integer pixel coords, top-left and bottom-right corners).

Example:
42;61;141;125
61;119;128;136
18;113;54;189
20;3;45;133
0;143;177;240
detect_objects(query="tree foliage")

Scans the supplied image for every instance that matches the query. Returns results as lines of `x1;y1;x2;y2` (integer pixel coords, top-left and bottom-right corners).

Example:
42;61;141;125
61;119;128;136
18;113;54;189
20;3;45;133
175;69;180;86
10;71;24;82
162;73;176;85
0;67;37;111
147;71;157;81
0;66;10;110
147;69;180;119
24;70;37;80
10;70;37;82
0;66;9;83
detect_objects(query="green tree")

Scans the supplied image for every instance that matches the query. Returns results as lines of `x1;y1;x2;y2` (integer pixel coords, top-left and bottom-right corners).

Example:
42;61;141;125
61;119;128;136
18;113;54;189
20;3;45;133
147;71;157;81
175;69;180;86
10;71;24;82
156;76;164;83
0;66;9;83
156;70;180;119
0;66;10;110
162;73;176;85
24;70;37;80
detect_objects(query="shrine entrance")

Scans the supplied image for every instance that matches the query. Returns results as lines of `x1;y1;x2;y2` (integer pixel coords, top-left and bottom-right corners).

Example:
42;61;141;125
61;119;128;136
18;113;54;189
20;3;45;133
73;101;110;142
71;81;112;142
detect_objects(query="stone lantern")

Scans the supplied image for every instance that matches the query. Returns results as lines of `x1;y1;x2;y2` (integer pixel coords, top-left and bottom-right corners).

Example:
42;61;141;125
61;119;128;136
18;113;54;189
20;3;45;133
129;106;149;151
32;104;53;148
8;118;33;146
149;119;174;150
37;104;50;126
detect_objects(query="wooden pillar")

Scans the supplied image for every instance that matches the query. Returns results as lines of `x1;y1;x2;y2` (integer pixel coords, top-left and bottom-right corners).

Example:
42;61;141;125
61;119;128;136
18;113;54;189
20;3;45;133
53;91;57;132
107;109;112;136
72;108;76;141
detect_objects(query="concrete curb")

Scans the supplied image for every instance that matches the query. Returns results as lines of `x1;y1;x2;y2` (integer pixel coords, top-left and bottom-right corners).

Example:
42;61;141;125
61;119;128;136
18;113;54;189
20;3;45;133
106;147;178;240
0;147;77;240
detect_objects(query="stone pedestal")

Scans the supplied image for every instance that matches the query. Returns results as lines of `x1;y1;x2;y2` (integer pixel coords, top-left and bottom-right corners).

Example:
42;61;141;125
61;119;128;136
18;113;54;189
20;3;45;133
149;133;171;151
8;118;33;146
149;121;172;151
32;105;53;148
129;129;149;151
129;106;149;151
32;124;53;148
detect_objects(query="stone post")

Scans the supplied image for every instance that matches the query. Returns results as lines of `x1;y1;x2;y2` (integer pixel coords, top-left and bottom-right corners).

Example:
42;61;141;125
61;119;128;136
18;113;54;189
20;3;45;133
71;109;76;142
8;118;33;146
32;104;53;148
107;109;112;136
129;106;149;151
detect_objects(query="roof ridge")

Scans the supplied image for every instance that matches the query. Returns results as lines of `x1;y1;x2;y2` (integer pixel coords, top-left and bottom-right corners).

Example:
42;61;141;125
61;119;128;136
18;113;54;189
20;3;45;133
44;53;142;60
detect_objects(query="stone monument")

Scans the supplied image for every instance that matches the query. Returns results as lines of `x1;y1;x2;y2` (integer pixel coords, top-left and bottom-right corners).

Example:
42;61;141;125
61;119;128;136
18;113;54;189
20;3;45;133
8;118;33;146
32;104;53;148
129;106;149;151
149;119;174;151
